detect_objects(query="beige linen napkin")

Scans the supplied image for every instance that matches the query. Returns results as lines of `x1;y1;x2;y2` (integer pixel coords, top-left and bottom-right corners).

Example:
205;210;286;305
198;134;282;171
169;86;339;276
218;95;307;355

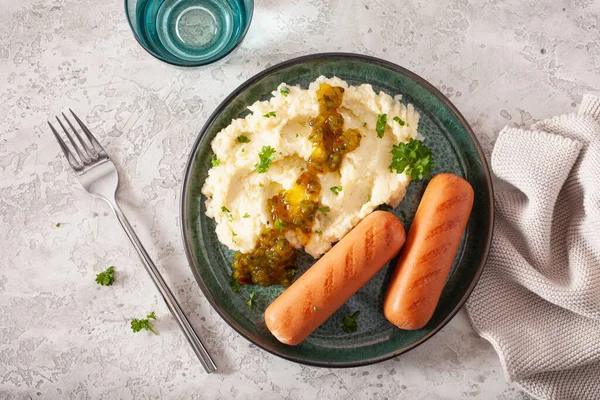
465;95;600;399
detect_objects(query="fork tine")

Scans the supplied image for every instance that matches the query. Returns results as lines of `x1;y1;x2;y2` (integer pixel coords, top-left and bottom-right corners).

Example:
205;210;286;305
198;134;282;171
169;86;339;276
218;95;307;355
48;121;83;169
56;116;89;164
62;112;96;159
69;109;106;156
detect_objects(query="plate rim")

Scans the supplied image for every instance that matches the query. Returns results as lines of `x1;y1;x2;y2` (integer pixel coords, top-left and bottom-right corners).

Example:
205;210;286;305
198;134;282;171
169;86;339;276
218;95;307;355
180;52;495;368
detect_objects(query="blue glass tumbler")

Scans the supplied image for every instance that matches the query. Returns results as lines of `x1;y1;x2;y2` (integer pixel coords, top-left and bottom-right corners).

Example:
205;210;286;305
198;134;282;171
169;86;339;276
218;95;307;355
125;0;253;66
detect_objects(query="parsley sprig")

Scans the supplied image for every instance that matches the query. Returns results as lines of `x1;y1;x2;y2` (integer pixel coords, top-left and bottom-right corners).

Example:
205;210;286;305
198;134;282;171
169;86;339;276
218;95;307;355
247;292;255;309
254;146;276;173
389;139;434;181
343;310;360;333
131;312;158;335
95;266;115;286
376;114;387;138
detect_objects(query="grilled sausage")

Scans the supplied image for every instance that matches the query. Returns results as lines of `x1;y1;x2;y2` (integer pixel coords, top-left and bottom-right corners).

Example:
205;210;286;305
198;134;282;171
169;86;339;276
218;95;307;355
383;173;474;330
265;211;406;345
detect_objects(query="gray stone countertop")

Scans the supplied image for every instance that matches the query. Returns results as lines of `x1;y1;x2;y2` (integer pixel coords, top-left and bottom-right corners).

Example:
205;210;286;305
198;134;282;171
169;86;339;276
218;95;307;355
1;0;598;398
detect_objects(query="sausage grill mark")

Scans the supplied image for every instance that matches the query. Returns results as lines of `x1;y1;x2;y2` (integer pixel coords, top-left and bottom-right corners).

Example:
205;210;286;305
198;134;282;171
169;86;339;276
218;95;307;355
425;217;462;239
344;244;356;282
416;242;452;266
323;266;334;302
384;221;396;248
436;192;469;213
364;226;374;265
407;296;430;313
408;268;443;292
282;307;292;329
303;287;313;319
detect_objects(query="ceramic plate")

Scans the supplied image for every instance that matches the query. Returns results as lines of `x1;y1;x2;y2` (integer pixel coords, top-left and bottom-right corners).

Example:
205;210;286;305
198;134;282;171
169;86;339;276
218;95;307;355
181;53;493;367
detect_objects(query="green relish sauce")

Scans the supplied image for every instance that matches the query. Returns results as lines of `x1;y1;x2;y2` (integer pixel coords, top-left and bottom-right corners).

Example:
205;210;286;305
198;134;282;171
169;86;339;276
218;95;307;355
232;83;362;286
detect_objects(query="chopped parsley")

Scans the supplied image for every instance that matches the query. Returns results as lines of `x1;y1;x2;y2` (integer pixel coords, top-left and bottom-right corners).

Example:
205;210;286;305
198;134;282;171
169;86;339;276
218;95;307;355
389;138;434;181
330;185;342;196
243;212;250;218
315;230;323;235
237;135;251;143
400;210;407;221
95;266;115;286
131;312;157;335
263;111;276;118
275;219;285;232
393;116;406;126
343;310;360;333
55;222;61;227
280;87;290;97
247;292;255;309
229;274;241;293
221;206;233;221
362;122;367;128
318;206;330;214
376;113;387;138
254;146;276;173
211;154;221;167
313;306;320;311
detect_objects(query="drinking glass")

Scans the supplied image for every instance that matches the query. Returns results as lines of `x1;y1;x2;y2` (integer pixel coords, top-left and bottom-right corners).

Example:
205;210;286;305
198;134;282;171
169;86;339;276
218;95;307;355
125;0;253;66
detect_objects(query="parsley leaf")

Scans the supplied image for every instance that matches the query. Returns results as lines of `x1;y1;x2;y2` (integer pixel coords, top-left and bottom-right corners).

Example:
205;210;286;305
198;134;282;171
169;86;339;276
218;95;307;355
211;155;221;167
237;135;251;143
400;210;407;221
362;122;367;128
229;274;241;293
376;114;387;138
254;146;276;173
221;206;233;221
280;87;290;97
315;230;323;235
389;138;434;181
263;111;276;118
393;116;406;126
243;212;250;218
95;266;115;286
343;310;360;333
275;219;285;231
318;206;330;214
247;292;255;309
330;185;342;196
55;222;61;227
313;306;320;311
131;312;158;335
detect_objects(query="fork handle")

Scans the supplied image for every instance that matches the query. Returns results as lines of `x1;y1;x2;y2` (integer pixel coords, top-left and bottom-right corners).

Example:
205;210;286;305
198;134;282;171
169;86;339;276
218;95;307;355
108;198;217;373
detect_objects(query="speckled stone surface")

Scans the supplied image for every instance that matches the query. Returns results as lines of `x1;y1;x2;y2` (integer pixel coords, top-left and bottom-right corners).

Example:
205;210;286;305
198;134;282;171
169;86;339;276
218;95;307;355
1;0;599;398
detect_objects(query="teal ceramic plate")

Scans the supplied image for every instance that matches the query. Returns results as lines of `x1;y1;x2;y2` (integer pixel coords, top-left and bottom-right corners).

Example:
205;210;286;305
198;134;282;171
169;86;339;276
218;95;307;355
181;53;493;367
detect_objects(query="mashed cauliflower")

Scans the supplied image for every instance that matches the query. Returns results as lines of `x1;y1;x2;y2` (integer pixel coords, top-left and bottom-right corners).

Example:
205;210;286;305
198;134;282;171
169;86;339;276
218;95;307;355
201;76;419;258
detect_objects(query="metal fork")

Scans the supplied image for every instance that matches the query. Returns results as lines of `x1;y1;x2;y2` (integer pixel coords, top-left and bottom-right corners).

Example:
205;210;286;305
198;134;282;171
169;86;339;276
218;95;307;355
48;110;217;373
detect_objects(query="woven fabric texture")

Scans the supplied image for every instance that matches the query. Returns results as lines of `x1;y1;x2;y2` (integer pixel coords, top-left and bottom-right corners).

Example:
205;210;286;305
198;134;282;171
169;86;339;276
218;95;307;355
466;95;600;399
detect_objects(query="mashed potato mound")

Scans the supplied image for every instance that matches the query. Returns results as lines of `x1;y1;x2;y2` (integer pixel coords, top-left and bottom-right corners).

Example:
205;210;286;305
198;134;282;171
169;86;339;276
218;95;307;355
201;76;419;258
